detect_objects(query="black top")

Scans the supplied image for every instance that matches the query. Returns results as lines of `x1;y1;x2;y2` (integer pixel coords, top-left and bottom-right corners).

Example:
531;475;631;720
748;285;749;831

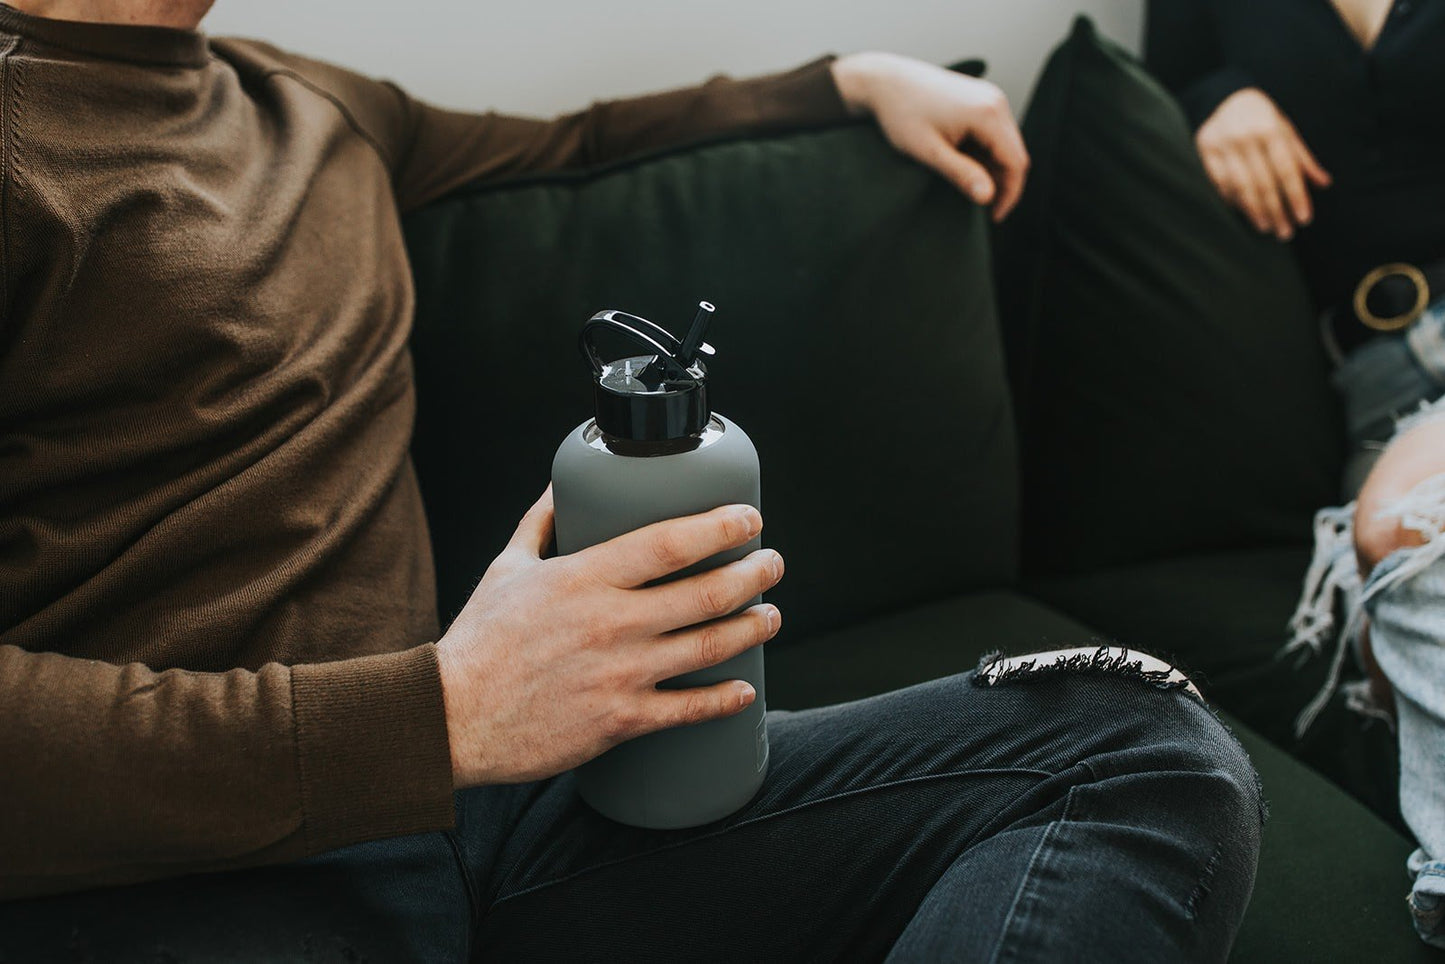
580;306;715;442
1145;0;1445;309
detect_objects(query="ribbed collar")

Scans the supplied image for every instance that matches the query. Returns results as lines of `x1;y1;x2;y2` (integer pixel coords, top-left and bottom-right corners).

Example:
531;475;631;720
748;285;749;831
0;3;209;67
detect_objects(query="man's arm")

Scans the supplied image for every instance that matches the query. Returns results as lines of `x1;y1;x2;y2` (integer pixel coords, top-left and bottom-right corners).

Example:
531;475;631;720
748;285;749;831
386;57;851;212
218;41;1028;219
0;643;455;899
215;40;851;214
2;495;782;898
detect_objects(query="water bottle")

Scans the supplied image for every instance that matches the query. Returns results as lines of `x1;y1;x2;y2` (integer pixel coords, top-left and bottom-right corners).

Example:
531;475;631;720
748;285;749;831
552;301;768;828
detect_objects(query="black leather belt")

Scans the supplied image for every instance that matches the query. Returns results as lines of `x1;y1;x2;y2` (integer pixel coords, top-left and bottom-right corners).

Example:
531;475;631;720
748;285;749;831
1327;258;1445;356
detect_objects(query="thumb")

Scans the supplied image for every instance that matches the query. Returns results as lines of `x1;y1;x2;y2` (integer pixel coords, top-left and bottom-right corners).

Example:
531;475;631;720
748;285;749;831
508;485;555;560
920;131;996;206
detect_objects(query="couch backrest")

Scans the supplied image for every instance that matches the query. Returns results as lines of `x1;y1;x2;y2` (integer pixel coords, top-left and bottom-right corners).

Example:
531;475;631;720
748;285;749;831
994;18;1343;576
404;123;1018;642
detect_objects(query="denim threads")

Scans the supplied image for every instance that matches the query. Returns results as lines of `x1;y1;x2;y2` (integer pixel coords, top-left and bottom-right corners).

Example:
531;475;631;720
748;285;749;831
1355;483;1445;949
1288;297;1445;736
1293;305;1445;948
974;646;1193;693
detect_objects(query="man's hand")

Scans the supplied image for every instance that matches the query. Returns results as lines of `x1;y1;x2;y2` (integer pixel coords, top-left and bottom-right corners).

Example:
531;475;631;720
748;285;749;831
436;487;783;788
831;52;1029;221
1195;87;1331;241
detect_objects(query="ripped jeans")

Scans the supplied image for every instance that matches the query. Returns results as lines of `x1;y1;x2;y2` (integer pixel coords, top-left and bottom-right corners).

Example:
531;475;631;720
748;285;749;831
1289;298;1445;947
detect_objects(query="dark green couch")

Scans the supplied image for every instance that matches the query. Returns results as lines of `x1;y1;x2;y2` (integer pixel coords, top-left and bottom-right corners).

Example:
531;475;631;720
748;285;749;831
401;23;1438;962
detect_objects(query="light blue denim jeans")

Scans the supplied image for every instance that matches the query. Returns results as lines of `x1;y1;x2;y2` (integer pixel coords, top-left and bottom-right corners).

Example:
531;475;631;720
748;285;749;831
1288;298;1445;948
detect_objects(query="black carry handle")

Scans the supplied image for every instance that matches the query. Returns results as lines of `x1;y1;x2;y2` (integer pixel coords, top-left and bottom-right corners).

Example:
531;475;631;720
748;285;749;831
579;303;716;384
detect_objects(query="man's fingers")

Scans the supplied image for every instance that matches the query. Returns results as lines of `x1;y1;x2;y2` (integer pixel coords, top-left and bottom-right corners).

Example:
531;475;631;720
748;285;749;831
967;110;1029;221
1265;136;1312;227
507;485;555;560
924;132;996;207
652;604;781;681
581;504;762;588
645;679;757;733
636;548;783;633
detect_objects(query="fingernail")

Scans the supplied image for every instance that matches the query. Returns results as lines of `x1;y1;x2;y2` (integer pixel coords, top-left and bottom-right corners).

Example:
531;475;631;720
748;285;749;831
764;605;780;633
733;505;762;537
767;550;784;580
735;681;756;708
969;181;991;201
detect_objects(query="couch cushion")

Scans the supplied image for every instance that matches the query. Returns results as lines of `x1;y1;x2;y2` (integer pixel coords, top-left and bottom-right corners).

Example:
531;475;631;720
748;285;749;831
1030;548;1402;829
1229;724;1431;962
767;589;1100;709
403;123;1017;639
1028;546;1314;683
770;590;1428;960
994;16;1343;576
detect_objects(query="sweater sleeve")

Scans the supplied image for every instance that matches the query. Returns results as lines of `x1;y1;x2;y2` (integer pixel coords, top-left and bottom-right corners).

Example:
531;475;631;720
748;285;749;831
385;56;853;211
1144;0;1254;129
217;41;852;213
0;642;455;899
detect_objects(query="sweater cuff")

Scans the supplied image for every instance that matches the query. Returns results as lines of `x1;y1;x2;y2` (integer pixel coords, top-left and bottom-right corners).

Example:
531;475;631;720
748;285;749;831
1177;65;1255;130
291;644;455;855
749;54;853;129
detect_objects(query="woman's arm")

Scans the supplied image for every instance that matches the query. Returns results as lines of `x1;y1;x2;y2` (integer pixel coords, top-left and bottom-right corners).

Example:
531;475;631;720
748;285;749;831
1145;1;1330;239
1145;0;1254;129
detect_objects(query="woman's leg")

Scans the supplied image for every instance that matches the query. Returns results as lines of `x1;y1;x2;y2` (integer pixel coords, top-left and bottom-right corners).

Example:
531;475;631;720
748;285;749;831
1353;411;1445;948
468;654;1262;963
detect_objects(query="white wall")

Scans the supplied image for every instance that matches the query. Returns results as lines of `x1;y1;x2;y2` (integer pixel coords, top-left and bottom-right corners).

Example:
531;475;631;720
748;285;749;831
204;1;1142;119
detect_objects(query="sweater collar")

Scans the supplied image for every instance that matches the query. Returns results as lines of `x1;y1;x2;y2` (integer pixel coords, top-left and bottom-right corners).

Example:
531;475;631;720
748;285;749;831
0;3;209;68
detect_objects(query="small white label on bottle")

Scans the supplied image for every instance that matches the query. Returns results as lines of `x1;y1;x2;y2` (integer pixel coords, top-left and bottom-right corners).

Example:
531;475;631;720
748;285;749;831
755;716;769;772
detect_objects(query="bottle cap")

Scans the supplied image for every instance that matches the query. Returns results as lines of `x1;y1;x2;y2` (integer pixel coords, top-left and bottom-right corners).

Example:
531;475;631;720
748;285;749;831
579;302;717;442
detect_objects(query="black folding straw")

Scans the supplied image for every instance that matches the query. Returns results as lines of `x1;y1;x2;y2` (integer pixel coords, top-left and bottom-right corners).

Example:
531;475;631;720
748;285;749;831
676;301;715;368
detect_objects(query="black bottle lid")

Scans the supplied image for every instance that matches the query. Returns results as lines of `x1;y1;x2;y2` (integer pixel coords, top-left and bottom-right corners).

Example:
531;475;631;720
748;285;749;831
579;302;717;442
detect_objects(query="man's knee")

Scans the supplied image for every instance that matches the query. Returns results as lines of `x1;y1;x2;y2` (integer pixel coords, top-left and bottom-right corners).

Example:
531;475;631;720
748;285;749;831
1354;415;1445;572
977;646;1263;828
977;647;1231;772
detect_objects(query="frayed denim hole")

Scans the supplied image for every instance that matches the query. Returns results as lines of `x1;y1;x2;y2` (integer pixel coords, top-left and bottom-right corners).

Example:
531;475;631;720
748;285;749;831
971;646;1189;693
976;650;1268;828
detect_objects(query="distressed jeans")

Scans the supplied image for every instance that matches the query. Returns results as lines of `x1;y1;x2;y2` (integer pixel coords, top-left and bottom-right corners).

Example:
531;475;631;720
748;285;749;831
0;657;1262;963
1290;298;1445;947
1368;513;1445;949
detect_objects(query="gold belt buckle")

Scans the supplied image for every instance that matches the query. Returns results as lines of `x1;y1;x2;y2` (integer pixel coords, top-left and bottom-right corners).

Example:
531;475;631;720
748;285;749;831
1354;262;1429;332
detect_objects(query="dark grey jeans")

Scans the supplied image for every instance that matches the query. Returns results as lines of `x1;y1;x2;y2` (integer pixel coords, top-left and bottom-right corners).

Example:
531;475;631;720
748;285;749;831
0;661;1263;963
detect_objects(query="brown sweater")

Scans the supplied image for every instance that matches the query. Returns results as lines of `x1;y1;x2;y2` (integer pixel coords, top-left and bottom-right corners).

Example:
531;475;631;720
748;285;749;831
0;4;849;898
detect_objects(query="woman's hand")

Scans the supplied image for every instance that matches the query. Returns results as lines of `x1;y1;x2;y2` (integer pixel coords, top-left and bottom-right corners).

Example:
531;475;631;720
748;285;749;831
1195;87;1331;240
831;52;1029;222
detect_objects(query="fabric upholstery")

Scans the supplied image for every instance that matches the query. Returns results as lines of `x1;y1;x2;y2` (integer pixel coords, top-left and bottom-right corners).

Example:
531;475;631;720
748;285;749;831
1030;548;1403;829
768;588;1427;960
404;123;1018;640
994;16;1343;576
400;52;1431;957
